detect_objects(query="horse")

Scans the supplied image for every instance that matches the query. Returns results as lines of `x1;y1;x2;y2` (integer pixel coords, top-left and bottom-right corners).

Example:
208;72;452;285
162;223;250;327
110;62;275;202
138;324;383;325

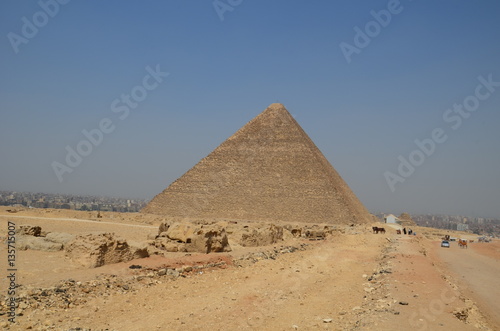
396;229;401;235
372;227;385;234
458;239;468;249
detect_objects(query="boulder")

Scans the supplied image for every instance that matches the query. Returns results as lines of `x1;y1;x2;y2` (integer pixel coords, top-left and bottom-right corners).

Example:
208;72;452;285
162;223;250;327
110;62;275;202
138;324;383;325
16;225;42;237
158;220;172;235
163;242;180;252
17;236;63;252
282;228;295;240
165;223;196;243
65;233;149;268
282;224;302;238
128;241;150;259
189;225;231;253
304;229;326;239
45;232;75;246
237;223;284;247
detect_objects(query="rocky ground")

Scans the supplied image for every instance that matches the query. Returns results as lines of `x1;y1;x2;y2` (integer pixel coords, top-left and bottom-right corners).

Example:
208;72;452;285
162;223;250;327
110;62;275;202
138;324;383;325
0;207;498;330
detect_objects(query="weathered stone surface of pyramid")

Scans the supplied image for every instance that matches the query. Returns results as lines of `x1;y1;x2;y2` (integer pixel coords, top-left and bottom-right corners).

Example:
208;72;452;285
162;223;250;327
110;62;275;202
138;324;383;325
142;103;371;224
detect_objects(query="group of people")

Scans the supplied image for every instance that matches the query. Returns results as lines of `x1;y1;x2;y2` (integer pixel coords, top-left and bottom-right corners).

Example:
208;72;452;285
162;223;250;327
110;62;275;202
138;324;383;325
397;227;415;235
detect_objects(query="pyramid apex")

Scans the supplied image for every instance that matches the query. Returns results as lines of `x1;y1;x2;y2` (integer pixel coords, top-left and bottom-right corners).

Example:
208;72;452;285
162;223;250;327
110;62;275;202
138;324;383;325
267;103;287;110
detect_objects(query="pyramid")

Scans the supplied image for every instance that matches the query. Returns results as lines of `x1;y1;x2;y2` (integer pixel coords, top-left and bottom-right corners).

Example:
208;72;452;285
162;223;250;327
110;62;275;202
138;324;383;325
142;103;371;224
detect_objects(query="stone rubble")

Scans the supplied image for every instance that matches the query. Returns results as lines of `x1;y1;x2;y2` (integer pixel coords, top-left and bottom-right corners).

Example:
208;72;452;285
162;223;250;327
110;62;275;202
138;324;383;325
0;241;309;329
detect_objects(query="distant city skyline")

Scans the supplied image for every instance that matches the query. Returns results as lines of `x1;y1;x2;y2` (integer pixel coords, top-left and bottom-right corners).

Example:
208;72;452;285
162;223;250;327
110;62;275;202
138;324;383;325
0;190;147;213
2;189;498;224
1;1;499;218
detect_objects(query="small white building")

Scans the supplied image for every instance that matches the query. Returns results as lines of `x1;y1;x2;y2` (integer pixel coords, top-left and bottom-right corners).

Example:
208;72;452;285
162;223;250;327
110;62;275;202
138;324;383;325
384;214;401;224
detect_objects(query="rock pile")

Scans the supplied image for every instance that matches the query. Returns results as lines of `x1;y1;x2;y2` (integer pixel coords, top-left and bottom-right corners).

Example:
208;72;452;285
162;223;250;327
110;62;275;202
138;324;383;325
0;242;309;321
149;220;355;255
229;223;284;247
152;221;231;253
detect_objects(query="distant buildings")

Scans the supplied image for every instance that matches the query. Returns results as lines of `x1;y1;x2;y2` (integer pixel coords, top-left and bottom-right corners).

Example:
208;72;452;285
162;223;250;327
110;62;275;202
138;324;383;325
0;191;147;213
411;214;498;237
374;212;498;237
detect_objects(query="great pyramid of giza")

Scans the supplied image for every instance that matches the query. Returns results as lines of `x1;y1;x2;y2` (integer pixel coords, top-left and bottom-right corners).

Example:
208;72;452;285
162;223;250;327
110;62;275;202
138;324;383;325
142;103;371;224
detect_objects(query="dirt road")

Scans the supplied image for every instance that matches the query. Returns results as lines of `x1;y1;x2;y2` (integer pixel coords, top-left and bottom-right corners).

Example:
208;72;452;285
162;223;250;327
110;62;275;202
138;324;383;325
438;241;500;328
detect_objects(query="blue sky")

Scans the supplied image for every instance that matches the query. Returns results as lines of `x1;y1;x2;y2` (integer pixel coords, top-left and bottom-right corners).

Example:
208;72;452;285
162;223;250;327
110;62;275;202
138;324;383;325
1;0;499;218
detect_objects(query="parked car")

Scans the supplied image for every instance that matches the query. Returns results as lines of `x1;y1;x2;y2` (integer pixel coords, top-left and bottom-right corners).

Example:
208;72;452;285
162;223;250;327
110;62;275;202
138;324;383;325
441;240;450;248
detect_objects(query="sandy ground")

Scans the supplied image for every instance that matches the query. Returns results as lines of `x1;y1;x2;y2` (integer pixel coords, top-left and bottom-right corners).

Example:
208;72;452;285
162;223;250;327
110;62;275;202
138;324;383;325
0;208;498;330
438;240;500;327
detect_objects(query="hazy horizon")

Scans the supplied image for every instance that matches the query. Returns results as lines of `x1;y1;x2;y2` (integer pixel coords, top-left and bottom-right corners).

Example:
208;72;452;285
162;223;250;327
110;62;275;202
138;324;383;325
1;1;499;219
2;187;499;222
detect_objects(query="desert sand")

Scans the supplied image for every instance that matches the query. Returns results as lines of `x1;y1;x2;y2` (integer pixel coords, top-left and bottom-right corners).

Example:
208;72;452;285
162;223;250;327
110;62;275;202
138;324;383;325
0;207;498;330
